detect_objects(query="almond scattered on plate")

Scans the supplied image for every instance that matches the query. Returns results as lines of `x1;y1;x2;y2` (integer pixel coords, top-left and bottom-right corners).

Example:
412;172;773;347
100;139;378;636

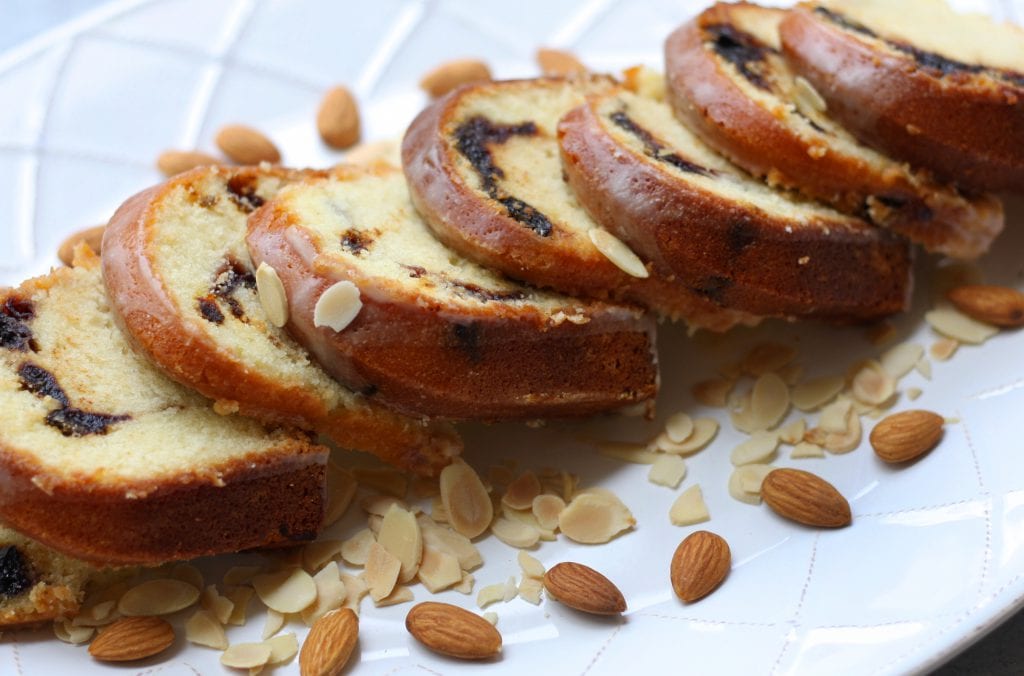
870;410;945;464
670;531;731;603
300;608;359;676
88;616;174;662
761;468;852;528
405;602;501;660
542;562;626;615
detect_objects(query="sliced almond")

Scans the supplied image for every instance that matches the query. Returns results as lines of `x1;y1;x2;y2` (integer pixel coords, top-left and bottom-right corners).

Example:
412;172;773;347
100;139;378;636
341;528;376;567
730;431;779;466
502;471;542;511
655;417;720;455
313;280;362;332
88;616;174;662
518;577;544;605
221;642;273;670
301;562;347;626
791;375;845;411
252;568;317;614
881;342;924;379
417;547;463;593
225;586;254;626
948;284;1024;328
778;419;806;445
761;468;851;528
200;585;234;625
791;441;825;459
406;601;502;659
215;124;281;164
454;573;475;595
740;342;797;375
360;495;409;516
155;149;220;177
185;609;228;650
418;516;483;570
543;562;626;615
517;550;546;579
341;574;369;614
118;579;199;617
253;262;289;328
476;582;507;609
170;563;204;591
326;462;357;526
648;454;687;488
420;58;491;98
440;461;493;539
728;465;772;505
665;412;695;443
375;584;415;608
930;338;959;361
669;484;710;526
588;228;649;278
304;539;345;573
806;399;862;454
264;632;298;665
532;494;566;531
377;504;423;583
851;360;896;406
670;531;731;603
365;542;401;602
317;85;361;149
558;492;635;544
870;409;945;463
536;47;587;76
262;609;284;640
300;609;358;676
692;378;734;407
54;620;94;644
490;517;541;549
925;305;999;344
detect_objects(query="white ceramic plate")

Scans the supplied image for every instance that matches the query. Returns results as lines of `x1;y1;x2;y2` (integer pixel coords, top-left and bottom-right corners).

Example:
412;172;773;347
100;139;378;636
2;1;1024;674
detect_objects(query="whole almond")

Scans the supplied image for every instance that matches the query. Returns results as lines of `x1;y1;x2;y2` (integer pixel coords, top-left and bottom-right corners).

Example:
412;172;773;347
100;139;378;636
542;562;626;615
536;47;587;76
88;616;174;662
405;601;501;660
670;531;730;603
870;410;944;463
948;285;1024;328
317;86;361;150
761;468;851;528
58;225;105;266
155;149;220;177
420;58;491;98
215;124;281;164
300;608;358;676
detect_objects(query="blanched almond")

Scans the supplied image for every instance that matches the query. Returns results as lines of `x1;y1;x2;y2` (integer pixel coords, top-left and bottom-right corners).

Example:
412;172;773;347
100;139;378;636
341;528;376;566
558;492;635;544
185;609;228;649
365;542;401;603
313;280;362;332
881;342;924;379
440;461;493;539
669;484;710;526
118;579;199;617
532;494;566;531
851;360;896;406
490;517;540;549
655;417;719;455
791;375;844;411
665;412;695;443
417;547;462;593
925;305;998;344
301;563;347;626
252;568;317;614
221;642;272;669
377;504;422;583
502;471;541;510
648;454;687;488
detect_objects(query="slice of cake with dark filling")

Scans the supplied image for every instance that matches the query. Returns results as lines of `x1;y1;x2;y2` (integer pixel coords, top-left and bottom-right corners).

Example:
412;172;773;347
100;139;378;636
0;249;327;565
246;163;659;420
664;2;1004;260
780;0;1024;192
558;87;913;321
102;165;461;477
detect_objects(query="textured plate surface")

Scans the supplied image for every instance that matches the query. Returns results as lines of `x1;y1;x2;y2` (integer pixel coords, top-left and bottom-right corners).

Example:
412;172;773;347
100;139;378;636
1;1;1023;675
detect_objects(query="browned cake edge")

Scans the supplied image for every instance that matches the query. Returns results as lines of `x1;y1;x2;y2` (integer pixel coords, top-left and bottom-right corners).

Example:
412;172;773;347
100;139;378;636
557;96;914;321
245;165;660;421
101;166;461;477
779;4;1024;192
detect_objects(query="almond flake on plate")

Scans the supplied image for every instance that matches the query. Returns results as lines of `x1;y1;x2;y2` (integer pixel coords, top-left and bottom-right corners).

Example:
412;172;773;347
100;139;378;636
252;568;317;614
221;642;272;669
491;517;541;549
375;585;415;607
665;412;695;443
669;484;710;526
262;609;285;640
880;342;924;379
200;585;234;625
532;494;566;531
648;454;687;488
518;577;544;605
264;632;299;665
931;338;960;361
302;563;347;625
791;441;826;459
376;504;423;583
418;547;463;593
558;492;636;544
364;543;402;603
851;360;896;406
791;375;844;411
655;417;720;455
185;609;228;650
118;579;200;617
731;431;780;466
925;305;999;344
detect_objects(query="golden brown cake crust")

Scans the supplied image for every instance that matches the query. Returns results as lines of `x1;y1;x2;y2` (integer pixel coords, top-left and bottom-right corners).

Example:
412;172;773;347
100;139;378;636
401;78;755;331
0;258;328;565
245;165;660;421
664;3;1004;260
779;4;1024;192
101;166;460;477
558;96;913;321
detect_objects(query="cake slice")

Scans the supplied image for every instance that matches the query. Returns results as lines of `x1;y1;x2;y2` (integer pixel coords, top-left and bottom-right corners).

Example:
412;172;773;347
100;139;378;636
664;2;1004;260
0;250;327;564
246;163;659;420
780;0;1024;192
0;526;110;627
558;88;913;321
402;76;755;332
102;165;460;477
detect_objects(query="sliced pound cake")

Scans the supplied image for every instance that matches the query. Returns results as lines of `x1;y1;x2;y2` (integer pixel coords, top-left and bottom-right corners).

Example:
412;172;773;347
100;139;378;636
665;2;1004;260
0;525;110;627
102;166;460;477
558;88;913;321
0;250;327;564
780;1;1024;192
402;76;755;332
246;164;659;420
